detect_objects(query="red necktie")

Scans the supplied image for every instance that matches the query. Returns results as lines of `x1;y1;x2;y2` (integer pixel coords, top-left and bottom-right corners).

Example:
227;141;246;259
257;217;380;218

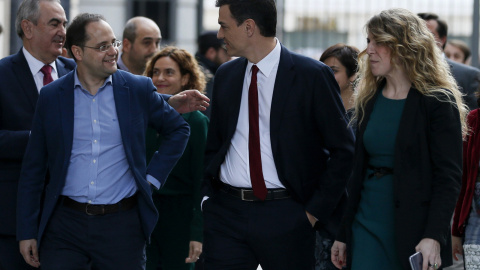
40;65;53;86
248;65;267;200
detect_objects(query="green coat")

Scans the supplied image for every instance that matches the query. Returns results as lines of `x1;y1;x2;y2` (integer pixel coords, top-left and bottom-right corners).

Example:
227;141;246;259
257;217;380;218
146;110;209;242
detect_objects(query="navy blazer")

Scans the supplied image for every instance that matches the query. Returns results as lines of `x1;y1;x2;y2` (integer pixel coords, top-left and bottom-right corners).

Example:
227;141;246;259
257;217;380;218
0;49;75;236
204;45;355;235
448;58;480;111
16;70;190;246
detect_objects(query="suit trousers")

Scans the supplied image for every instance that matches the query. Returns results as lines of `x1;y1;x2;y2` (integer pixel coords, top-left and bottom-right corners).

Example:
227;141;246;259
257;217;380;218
39;202;146;270
202;191;315;270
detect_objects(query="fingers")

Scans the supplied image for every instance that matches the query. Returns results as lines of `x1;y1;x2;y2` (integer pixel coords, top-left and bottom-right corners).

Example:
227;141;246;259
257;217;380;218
19;240;40;268
185;241;202;264
331;241;347;269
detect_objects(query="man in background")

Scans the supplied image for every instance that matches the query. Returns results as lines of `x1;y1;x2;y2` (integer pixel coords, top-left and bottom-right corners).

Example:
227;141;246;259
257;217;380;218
418;12;480;111
196;31;230;118
118;16;162;75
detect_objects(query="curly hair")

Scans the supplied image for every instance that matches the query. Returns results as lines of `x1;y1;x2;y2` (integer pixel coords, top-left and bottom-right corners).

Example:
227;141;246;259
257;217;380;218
144;46;206;94
353;8;468;136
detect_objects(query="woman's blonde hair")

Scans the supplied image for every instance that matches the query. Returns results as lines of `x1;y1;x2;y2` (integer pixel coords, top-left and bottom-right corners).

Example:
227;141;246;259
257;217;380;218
352;8;468;136
144;46;206;94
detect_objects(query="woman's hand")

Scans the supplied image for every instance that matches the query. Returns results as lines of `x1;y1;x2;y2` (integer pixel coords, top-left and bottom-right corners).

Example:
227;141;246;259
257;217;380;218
415;238;441;270
451;235;463;261
331;240;347;269
185;241;202;263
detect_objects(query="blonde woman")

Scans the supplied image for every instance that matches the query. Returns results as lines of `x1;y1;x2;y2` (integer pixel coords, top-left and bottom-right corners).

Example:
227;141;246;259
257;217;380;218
331;8;467;270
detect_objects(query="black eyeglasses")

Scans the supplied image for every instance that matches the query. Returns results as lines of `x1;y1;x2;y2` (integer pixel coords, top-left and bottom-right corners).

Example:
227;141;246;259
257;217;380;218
83;40;122;52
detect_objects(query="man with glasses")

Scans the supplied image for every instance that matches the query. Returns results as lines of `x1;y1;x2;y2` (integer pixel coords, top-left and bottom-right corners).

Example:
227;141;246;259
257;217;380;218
17;13;190;269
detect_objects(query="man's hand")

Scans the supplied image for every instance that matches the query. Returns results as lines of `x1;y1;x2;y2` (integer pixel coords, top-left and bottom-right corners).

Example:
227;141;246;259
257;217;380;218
185;241;202;263
19;239;40;268
168;90;210;114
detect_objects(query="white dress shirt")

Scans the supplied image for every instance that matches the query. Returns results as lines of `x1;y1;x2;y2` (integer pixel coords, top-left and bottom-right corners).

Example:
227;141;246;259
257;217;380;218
23;47;58;92
220;39;284;189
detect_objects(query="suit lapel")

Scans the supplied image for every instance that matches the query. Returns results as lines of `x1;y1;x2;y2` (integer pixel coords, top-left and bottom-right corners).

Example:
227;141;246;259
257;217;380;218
227;59;248;138
112;72;131;156
270;46;295;148
56;58;70;77
58;73;75;161
12;49;39;109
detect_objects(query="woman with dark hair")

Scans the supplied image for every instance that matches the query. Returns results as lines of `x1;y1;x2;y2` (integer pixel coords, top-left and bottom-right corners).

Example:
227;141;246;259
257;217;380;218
331;8;467;270
314;44;359;270
320;44;359;112
144;46;208;270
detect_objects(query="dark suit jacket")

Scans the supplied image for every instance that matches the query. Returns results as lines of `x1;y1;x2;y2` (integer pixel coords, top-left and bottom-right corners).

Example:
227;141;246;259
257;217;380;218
337;86;462;269
448;58;480;110
16;70;190;246
204;45;355;235
0;49;75;236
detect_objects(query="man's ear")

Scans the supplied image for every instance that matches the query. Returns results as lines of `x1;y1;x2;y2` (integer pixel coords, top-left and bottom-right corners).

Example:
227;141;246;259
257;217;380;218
71;45;83;61
244;19;256;37
122;38;132;53
21;19;34;39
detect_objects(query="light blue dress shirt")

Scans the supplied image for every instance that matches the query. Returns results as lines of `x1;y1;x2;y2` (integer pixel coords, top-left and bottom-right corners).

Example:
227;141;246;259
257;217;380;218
62;70;159;204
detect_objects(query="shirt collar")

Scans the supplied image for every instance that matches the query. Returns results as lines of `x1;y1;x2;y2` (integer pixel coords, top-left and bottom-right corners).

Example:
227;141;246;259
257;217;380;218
246;38;281;77
23;47;57;76
74;69;113;90
117;53;130;72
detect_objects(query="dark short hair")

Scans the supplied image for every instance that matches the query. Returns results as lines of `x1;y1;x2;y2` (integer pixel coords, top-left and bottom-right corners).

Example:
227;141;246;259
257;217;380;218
320;44;359;78
215;0;276;37
65;13;105;61
417;12;448;39
122;19;136;43
197;31;224;55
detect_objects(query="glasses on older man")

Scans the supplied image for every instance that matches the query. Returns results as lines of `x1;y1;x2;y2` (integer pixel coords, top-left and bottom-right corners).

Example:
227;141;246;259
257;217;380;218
83;40;122;52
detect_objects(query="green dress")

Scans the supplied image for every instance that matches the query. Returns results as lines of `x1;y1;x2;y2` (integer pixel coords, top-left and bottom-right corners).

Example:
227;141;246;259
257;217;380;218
351;93;405;270
145;111;209;270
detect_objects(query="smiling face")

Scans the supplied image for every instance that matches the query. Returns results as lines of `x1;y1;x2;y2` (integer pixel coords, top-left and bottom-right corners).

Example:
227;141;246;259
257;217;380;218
77;20;118;80
217;5;248;58
366;33;394;77
151;56;189;95
23;1;67;63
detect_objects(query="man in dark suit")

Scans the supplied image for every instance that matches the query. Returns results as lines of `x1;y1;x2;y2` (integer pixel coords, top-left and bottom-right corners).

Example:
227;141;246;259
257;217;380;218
0;1;74;269
17;13;190;269
418;12;480;111
201;1;355;269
